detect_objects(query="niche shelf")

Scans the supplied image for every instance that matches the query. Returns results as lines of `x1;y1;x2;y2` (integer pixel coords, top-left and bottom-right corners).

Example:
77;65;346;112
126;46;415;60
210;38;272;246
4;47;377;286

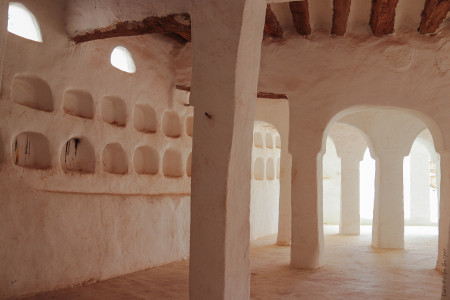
266;157;275;180
162;148;183;177
186;152;192;177
12;74;53;112
61;138;95;173
162;111;181;138
63;89;94;119
101;96;127;127
102;143;128;174
13;132;51;169
254;132;264;148
133;146;159;175
254;157;265;180
276;135;281;149
186;116;193;137
133;104;157;133
266;133;274;149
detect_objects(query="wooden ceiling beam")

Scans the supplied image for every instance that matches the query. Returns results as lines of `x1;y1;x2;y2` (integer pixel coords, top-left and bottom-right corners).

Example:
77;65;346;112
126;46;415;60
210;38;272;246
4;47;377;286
264;4;284;39
369;0;399;37
176;85;288;100
331;0;351;36
289;1;311;35
418;0;450;34
71;13;191;44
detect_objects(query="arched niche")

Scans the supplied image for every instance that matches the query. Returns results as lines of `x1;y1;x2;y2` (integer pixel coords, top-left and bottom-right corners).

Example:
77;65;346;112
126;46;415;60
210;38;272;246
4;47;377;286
102;143;128;174
133;104;157;133
162;111;181;138
101;96;127;127
254;132;264;148
266;133;274;149
133;146;159;175
254;157;265;180
276;135;281;149
61;138;95;173
266;157;275;180
186;152;192;177
13;132;51;169
162;148;183;177
186;115;194;137
276;157;280;179
63;89;94;119
12;74;53;112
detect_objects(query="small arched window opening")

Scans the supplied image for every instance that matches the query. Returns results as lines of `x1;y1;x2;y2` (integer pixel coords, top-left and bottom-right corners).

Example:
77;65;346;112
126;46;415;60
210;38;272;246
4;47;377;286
8;2;42;42
110;46;136;73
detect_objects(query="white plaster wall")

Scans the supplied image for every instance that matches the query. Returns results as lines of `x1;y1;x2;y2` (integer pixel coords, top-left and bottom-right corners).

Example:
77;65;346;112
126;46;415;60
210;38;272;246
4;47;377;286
322;137;341;225
0;1;191;298
250;121;281;240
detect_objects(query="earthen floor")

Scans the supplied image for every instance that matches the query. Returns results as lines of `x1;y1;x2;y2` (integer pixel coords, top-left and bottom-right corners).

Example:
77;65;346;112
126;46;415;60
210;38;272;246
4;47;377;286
24;226;442;299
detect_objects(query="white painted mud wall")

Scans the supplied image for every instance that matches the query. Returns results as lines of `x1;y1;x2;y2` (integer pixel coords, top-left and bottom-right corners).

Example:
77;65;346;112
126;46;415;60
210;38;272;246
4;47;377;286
0;1;191;299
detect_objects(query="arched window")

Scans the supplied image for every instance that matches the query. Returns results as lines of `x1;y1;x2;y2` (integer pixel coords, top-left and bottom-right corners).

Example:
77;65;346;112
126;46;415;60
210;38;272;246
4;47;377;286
110;46;136;73
8;3;42;42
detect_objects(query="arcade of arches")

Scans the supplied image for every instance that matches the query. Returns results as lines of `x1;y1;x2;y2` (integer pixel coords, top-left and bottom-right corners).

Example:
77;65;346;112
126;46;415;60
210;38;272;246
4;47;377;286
2;0;450;299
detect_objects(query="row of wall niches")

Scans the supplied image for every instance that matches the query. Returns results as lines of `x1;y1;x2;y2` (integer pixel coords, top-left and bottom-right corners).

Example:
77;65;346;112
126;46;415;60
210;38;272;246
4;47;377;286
254;131;281;149
253;156;281;180
12;132;192;177
10;74;194;138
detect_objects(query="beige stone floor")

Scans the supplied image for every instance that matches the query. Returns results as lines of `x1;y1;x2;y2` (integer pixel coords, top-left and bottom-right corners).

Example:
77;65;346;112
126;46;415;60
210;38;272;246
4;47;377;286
24;226;442;299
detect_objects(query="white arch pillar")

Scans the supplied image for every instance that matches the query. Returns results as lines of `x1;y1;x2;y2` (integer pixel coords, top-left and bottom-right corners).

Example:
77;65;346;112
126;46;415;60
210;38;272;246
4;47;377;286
189;0;266;298
437;152;450;272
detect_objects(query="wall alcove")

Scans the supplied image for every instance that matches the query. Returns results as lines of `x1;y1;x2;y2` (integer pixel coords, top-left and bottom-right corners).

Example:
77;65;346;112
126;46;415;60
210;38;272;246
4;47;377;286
254;132;264;148
162;111;181;138
133;104;157;133
102;143;128;174
63;89;94;119
254;157;265;180
186;116;193;137
186;152;192;177
133;146;159;175
12;74;53;112
162;148;183;177
101;96;127;127
61;138;95;173
13;132;51;169
266;133;274;149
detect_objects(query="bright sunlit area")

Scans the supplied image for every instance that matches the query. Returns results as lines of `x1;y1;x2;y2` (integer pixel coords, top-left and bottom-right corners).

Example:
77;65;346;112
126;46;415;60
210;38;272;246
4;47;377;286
7;2;42;42
110;46;136;74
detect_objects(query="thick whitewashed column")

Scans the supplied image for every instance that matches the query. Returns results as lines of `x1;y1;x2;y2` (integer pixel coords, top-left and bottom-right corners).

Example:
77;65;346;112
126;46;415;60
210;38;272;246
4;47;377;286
189;0;266;299
438;152;450;272
0;0;9;93
372;153;406;248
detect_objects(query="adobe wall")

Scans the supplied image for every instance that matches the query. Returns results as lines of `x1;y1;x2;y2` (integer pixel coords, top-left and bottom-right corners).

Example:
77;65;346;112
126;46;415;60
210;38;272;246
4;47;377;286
0;1;191;298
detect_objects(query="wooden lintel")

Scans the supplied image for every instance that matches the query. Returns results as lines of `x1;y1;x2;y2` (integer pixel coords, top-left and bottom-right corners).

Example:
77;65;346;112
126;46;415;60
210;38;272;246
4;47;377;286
418;0;450;34
71;13;191;44
289;1;311;36
264;4;284;39
331;0;351;36
175;85;288;100
369;0;399;37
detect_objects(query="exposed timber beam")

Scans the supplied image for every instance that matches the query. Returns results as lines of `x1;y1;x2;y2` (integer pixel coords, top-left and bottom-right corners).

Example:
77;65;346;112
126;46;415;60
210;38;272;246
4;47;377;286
289;1;311;35
331;0;351;36
71;13;191;44
176;85;288;100
369;0;399;37
418;0;450;34
264;4;284;39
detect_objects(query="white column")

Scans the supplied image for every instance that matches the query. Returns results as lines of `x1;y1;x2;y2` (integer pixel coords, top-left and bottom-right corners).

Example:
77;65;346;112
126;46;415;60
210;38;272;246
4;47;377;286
277;152;292;245
340;155;363;234
0;0;8;93
372;153;405;248
438;152;450;272
189;0;266;299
